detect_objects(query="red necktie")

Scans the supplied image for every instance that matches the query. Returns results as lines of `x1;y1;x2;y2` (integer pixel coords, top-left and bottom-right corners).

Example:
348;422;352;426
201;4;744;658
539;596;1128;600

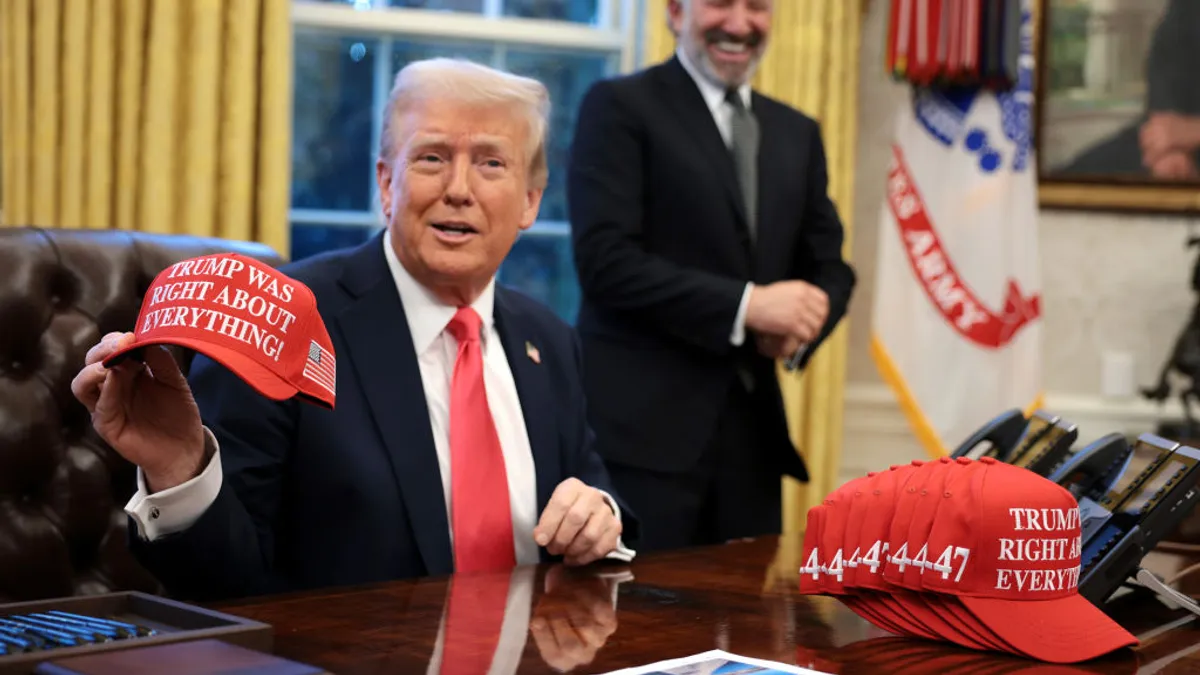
446;307;517;574
439;571;513;675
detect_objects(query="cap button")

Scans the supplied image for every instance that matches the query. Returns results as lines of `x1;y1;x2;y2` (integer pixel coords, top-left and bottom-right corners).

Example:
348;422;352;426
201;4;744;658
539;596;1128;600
867;471;878;477
980;457;997;465
939;457;951;463
956;457;972;465
912;460;924;466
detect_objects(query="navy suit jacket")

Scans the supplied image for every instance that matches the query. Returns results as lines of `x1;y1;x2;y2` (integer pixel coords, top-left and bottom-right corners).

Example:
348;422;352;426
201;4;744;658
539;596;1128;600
130;233;637;601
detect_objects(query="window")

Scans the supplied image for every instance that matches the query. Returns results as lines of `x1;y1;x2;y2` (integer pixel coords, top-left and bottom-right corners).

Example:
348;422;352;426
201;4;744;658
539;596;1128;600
289;0;639;322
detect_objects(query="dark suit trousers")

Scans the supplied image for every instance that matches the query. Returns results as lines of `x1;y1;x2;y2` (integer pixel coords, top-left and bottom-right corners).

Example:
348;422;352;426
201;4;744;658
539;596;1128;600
605;381;784;552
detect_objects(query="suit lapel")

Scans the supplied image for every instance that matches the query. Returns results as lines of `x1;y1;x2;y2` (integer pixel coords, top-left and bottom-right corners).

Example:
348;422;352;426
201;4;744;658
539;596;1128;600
334;236;453;576
658;58;748;228
492;289;559;518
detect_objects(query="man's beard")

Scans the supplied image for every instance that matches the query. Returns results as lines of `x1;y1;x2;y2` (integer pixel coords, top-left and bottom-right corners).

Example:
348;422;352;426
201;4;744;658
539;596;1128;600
690;27;765;87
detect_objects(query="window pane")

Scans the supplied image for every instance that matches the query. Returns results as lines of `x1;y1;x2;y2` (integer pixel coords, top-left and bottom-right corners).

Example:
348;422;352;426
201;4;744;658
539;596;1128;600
303;0;485;11
391;40;495;74
502;0;600;24
389;0;484;9
291;223;579;323
498;232;579;323
291;223;381;261
292;33;377;211
504;48;612;223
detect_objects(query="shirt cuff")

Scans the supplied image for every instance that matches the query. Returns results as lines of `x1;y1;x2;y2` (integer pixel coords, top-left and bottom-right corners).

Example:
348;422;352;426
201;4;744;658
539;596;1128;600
597;490;637;563
729;283;754;346
124;427;223;541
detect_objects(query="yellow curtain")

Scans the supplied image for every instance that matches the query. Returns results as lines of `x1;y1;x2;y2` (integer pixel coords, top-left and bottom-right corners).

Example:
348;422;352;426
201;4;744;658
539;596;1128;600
643;0;862;529
0;0;292;258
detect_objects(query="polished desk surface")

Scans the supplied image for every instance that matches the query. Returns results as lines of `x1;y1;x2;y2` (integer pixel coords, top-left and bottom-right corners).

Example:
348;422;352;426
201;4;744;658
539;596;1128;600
215;534;1200;674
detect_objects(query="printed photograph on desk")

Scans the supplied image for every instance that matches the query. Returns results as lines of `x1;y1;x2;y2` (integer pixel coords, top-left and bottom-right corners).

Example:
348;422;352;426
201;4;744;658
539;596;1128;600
602;650;830;675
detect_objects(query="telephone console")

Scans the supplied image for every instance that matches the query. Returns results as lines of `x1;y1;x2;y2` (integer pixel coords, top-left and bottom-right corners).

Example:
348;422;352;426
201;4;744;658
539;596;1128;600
947;414;1200;610
951;409;1075;470
1045;433;1130;503
1075;435;1200;605
950;408;1028;460
1007;413;1078;477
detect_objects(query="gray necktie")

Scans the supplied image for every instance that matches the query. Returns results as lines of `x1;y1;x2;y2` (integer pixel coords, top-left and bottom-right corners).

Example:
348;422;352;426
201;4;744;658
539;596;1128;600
725;89;759;239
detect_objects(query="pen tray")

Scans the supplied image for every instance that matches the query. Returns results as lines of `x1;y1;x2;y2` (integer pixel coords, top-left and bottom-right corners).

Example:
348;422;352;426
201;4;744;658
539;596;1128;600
0;591;272;675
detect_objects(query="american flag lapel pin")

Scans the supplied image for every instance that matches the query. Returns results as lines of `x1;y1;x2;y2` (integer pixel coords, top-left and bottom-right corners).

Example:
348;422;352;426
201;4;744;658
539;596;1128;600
525;341;541;364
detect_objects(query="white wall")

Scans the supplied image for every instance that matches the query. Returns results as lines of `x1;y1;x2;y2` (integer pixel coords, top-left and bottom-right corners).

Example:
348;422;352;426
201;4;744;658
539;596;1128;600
839;0;1199;480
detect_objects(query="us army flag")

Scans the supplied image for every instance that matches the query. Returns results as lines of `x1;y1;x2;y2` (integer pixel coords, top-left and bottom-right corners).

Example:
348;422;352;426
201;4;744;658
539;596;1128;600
870;1;1043;457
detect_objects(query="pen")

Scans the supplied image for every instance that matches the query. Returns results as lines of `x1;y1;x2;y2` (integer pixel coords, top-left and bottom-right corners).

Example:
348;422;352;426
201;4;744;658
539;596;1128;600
0;631;37;653
0;618;84;647
784;343;809;371
18;615;112;642
30;613;124;639
46;611;155;637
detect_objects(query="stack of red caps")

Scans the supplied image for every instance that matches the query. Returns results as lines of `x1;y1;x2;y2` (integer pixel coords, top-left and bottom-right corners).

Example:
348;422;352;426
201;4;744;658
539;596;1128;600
799;456;1139;663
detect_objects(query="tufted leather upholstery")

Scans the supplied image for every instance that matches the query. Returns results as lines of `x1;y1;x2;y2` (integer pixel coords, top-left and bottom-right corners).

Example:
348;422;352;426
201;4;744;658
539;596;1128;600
0;227;284;602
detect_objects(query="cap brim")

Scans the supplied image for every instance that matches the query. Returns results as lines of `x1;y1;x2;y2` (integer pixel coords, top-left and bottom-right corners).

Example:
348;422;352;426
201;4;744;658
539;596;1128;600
890;591;997;651
866;591;942;640
958;594;1137;663
837;595;911;636
929;594;1030;654
104;337;299;402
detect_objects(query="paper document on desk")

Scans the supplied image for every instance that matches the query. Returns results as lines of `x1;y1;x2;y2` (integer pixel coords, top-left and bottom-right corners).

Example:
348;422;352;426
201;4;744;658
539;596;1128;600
600;649;832;675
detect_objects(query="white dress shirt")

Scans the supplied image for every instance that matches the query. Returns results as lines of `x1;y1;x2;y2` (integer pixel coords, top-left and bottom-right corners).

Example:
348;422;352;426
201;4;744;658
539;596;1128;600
125;232;634;566
675;47;756;347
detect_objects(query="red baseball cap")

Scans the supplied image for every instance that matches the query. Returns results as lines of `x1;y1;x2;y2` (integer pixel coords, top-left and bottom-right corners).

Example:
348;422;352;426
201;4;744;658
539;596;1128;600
104;252;337;409
817;473;905;634
847;460;941;639
902;458;1023;654
882;457;998;650
837;468;917;636
798;499;825;596
921;457;1138;663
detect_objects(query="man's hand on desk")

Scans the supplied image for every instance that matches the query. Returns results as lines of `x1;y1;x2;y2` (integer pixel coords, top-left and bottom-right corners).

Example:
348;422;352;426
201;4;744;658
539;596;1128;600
534;478;623;566
71;332;208;493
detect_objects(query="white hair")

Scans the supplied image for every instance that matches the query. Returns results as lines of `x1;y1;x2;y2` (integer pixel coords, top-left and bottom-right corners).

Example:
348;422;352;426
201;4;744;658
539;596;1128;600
378;57;551;189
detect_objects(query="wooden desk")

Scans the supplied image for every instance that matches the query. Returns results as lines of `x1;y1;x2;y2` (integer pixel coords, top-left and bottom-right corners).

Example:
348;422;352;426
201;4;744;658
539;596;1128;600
215;535;1200;674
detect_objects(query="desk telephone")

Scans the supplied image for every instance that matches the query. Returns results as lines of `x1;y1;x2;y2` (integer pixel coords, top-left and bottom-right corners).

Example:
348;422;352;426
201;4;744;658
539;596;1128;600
953;413;1200;610
952;410;1078;474
950;408;1027;459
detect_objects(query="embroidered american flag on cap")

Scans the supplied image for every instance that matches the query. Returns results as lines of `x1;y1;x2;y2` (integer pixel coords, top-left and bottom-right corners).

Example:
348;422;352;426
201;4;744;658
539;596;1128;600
304;339;336;396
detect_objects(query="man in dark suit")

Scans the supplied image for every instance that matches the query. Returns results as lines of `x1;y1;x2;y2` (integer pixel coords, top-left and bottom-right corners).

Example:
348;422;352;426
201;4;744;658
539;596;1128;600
71;58;638;602
567;0;855;551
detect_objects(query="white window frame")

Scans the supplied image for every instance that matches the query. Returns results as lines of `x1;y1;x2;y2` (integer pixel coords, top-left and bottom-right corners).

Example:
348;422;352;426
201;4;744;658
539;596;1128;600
288;0;642;241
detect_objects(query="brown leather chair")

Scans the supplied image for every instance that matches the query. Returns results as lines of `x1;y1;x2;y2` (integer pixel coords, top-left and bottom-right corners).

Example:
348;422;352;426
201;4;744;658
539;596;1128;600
0;226;284;602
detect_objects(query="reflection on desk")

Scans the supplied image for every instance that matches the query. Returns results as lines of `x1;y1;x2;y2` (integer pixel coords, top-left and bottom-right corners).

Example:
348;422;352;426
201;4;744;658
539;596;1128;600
213;535;1200;674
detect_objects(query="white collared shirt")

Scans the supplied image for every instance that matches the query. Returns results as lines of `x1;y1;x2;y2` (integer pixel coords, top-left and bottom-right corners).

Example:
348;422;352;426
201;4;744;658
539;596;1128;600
124;232;634;567
675;47;756;346
677;46;753;149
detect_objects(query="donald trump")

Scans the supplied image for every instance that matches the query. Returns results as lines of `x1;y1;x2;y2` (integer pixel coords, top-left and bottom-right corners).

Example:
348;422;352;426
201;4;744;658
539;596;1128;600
72;58;638;601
